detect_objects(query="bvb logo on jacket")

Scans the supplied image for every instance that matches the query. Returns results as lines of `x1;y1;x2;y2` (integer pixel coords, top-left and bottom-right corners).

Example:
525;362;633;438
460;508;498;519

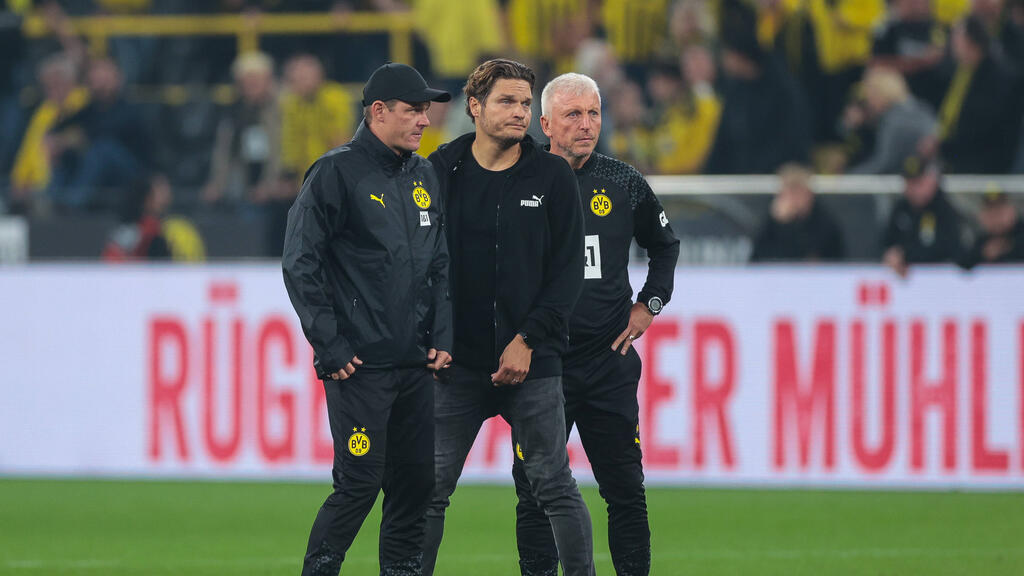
590;188;612;216
412;181;431;209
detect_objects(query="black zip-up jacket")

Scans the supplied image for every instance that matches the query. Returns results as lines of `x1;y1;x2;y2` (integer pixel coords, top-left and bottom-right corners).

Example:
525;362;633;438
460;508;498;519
568;151;680;364
428;133;584;379
282;121;452;378
881;186;968;265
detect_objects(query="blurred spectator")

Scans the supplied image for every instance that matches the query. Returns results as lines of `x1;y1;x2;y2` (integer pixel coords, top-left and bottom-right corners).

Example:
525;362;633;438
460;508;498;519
47;57;151;212
412;0;505;91
963;186;1024;266
601;0;669;84
573;38;625;96
836;81;877;170
934;15;1018;173
706;25;810;174
802;0;887;142
750;163;845;262
971;0;1024;64
881;155;969;275
505;0;589;73
279;54;354;182
94;0;159;85
936;0;972;25
0;3;27;184
275;54;353;255
664;0;715;54
9;53;89;213
650;47;722;175
845;67;937;174
605;80;652;173
102;172;172;261
872;0;953;110
202;51;282;208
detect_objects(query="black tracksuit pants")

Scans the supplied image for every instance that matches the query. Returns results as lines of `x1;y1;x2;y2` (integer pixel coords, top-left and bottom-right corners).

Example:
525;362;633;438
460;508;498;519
302;367;434;576
513;346;651;576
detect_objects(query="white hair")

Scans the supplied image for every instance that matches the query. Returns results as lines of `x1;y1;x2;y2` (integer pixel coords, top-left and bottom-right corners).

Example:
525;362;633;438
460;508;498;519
541;73;601;117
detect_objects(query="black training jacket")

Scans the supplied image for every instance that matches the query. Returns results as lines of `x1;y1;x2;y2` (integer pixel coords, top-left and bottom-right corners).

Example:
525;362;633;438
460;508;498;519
568;151;680;363
282;121;451;377
428;133;584;379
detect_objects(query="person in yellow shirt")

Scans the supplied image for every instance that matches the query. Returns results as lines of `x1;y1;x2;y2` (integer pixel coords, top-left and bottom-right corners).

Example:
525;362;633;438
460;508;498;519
805;0;886;141
274;54;355;254
505;0;589;70
601;0;670;82
935;0;971;25
9;53;88;213
279;54;355;181
650;46;722;174
607;81;654;174
411;0;505;85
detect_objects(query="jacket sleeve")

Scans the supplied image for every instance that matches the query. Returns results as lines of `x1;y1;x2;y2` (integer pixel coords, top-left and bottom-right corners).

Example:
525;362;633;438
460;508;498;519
429;190;453;353
881;200;905;255
281;160;354;375
632;176;681;306
519;159;585;347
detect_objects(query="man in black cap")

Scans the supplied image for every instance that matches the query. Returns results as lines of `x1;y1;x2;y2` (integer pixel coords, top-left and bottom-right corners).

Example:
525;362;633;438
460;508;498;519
964;185;1024;267
881;155;969;276
282;62;453;576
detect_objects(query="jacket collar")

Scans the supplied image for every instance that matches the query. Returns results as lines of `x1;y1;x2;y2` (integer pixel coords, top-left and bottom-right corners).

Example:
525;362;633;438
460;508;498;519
351;120;410;172
543;143;598;174
434;131;539;173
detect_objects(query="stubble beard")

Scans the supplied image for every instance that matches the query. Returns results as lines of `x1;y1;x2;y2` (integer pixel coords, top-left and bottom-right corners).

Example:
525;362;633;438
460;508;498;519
481;112;526;150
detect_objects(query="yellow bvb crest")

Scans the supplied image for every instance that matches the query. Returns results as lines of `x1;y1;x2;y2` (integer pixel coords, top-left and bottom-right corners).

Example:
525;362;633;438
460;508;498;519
348;427;370;456
590;188;612;216
412;181;431;209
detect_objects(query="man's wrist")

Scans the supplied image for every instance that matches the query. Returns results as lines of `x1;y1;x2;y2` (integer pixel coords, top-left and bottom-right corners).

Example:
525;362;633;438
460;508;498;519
516;331;533;350
640;295;663;316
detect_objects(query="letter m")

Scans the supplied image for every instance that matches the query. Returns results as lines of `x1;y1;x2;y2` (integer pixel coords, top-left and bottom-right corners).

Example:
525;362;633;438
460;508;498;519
773;320;836;470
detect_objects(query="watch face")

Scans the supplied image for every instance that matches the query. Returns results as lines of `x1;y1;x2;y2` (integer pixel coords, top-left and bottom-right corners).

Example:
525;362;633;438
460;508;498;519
648;297;663;314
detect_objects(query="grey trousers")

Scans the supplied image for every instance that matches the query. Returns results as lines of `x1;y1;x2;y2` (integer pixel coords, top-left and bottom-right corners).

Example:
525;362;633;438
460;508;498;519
421;364;595;576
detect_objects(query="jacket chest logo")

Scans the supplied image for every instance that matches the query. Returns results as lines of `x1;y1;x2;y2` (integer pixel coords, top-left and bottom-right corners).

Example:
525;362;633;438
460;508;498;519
370;192;386;208
520;194;544;208
919;212;936;246
412;181;431;209
590;188;612;217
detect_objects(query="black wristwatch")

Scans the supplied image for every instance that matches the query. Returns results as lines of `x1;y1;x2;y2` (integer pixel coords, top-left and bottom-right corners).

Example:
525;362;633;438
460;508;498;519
645;296;663;316
517;331;532;349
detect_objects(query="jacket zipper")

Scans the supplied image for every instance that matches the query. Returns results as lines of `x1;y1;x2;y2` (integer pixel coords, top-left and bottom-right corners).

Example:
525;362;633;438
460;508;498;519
398;160;420;352
494;172;514;363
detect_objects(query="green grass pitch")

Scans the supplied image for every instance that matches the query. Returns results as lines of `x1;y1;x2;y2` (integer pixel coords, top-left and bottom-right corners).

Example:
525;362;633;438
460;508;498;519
1;479;1022;575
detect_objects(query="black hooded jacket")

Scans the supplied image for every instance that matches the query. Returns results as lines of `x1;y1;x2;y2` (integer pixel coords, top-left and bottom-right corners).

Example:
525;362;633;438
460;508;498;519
282;121;452;378
428;133;585;379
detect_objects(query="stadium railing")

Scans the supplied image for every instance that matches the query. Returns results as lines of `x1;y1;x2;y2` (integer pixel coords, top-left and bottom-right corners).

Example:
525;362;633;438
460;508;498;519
21;10;414;64
648;174;1024;196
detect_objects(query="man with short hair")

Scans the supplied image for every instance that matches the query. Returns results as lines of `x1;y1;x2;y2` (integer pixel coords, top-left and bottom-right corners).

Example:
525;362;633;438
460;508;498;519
514;72;680;576
421;58;593;576
282;62;453;576
750;163;845;262
881;155;969;276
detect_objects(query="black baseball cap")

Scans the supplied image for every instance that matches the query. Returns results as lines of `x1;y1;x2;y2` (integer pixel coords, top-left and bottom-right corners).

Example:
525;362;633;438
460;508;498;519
362;62;451;106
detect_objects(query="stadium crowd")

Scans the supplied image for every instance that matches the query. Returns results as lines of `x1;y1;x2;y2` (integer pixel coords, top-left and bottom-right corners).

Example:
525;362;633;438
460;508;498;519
0;0;1023;264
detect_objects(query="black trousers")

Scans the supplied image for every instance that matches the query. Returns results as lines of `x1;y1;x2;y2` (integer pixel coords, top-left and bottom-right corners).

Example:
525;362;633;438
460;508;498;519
513;346;650;576
302;367;435;576
423;365;595;576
